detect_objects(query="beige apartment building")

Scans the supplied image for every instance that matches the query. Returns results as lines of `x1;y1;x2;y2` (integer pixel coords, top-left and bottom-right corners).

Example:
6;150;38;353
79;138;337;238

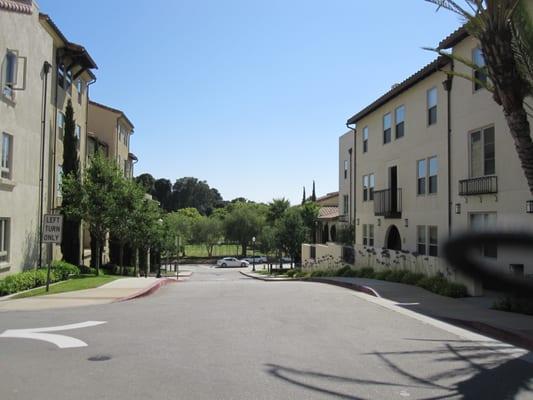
40;13;97;264
0;0;52;276
303;25;533;295
346;29;532;293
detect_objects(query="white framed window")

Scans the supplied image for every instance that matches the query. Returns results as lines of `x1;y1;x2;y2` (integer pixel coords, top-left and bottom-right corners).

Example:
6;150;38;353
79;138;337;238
427;87;437;125
344;160;348;179
1;133;13;180
2;50;17;98
56;165;62;197
362;126;368;153
417;159;426;195
343;195;349;215
470;126;495;177
472;47;488;91
395;105;405;139
470;213;497;258
363;173;375;201
0;218;9;263
57;111;65;140
383;113;392;144
75;124;81;149
428;226;438;256
368;224;374;246
417;225;426;255
428;156;438;194
76;79;84;104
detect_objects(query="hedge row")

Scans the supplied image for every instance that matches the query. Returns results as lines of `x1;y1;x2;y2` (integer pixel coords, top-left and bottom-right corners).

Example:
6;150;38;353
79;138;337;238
287;266;468;298
0;261;80;296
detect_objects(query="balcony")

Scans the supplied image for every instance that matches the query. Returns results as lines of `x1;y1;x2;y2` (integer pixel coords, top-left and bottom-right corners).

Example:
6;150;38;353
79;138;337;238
374;188;402;218
459;175;498;196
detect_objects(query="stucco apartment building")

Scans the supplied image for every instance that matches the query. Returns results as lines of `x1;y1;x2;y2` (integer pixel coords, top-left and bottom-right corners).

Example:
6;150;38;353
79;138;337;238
348;28;532;291
304;25;533;295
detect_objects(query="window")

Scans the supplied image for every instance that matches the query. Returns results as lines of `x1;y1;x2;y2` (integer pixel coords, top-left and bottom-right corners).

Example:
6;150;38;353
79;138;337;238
76;79;84;104
3;50;17;98
124;132;128;146
57;111;65;140
417;225;426;255
428;226;438;256
472;47;488;91
362;126;368;153
363;175;369;201
470;126;495;177
75;124;81;149
65;69;72;94
417;159;426;195
428;157;438;194
0;218;9;263
57;63;65;90
1;133;13;180
363;174;375;201
470;213;497;258
362;224;374;246
344;160;348;179
56;165;62;197
369;174;375;201
427;87;437;125
383;113;392;144
395;105;405;139
343;195;349;215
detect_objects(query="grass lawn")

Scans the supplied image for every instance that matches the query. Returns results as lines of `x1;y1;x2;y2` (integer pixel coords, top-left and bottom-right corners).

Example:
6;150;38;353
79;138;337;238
184;244;241;257
12;273;121;299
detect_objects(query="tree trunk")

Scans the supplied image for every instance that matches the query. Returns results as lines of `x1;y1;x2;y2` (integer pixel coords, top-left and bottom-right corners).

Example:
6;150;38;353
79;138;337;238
94;240;101;276
119;243;124;275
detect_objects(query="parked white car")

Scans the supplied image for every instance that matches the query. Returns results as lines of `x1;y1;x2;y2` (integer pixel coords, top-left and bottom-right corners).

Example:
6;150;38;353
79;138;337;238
243;256;267;263
216;257;249;268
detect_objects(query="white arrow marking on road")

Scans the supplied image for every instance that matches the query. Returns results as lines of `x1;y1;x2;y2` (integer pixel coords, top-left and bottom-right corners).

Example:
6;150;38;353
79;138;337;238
0;321;107;349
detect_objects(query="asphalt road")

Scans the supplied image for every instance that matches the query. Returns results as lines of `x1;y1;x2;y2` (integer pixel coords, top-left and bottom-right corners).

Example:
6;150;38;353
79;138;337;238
1;266;532;400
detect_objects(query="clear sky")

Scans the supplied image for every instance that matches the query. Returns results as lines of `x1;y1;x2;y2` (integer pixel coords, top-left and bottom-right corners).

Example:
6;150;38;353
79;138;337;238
37;0;462;205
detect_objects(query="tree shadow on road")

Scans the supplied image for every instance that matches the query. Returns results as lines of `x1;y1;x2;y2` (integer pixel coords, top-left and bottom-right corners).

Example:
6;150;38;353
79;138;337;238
264;339;533;399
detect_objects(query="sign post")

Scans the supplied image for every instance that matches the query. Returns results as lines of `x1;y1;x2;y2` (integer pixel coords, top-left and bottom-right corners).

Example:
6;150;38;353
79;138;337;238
43;214;63;291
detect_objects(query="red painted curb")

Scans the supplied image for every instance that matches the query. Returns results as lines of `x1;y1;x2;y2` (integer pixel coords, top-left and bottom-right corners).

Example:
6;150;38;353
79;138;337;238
116;278;176;303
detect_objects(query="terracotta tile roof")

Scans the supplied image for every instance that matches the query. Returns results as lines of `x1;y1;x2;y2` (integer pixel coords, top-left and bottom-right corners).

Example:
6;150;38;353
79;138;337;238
347;55;449;125
89;100;135;131
0;0;32;14
438;25;469;50
318;206;340;220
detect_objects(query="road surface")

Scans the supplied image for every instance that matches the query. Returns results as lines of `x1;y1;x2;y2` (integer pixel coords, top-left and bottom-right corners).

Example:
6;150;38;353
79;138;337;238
1;265;532;399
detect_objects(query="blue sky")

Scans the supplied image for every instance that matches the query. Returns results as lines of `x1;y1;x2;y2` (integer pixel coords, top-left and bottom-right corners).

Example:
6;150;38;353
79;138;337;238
38;0;462;205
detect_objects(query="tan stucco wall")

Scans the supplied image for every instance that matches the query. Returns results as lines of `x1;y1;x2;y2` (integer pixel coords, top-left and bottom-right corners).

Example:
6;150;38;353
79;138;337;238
339;130;354;224
0;6;53;275
354;67;451;254
450;35;533;275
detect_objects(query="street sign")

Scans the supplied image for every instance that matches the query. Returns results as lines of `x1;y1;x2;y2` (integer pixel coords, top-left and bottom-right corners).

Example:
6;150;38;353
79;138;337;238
43;214;63;244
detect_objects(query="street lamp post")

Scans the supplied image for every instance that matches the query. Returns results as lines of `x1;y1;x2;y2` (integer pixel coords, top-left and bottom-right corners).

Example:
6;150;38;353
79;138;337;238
156;218;163;278
252;236;256;272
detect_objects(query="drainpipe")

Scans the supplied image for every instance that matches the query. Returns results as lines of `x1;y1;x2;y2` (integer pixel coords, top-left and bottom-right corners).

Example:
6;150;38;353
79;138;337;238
83;75;96;263
38;61;51;271
443;62;454;238
346;122;357;244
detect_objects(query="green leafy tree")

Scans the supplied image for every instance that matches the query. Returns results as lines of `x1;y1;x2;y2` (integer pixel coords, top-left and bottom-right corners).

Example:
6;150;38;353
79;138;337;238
267;198;290;224
301;187;306;205
166;207;202;255
299;201;319;242
311;181;317;202
276;207;308;263
427;0;533;194
224;203;264;256
135;173;155;193
258;225;278;258
192;216;223;257
60;100;81;265
62;152;123;275
109;179;146;274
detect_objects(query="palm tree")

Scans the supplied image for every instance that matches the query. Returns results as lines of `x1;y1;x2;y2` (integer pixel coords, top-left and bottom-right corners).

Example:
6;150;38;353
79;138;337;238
426;0;533;195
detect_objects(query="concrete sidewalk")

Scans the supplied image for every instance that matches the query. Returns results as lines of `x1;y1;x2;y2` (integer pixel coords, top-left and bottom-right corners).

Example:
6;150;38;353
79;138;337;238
242;270;533;351
0;277;176;312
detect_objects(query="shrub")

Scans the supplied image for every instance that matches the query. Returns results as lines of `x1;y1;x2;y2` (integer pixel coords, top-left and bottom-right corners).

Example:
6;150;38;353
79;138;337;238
385;270;408;282
50;260;79;280
417;274;467;298
493;296;533;316
78;265;96;275
374;270;391;280
400;272;425;285
359;268;375;278
0;269;57;296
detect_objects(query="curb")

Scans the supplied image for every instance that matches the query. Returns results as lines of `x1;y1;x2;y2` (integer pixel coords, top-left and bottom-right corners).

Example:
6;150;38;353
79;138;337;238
306;278;380;298
239;271;302;282
116;278;176;302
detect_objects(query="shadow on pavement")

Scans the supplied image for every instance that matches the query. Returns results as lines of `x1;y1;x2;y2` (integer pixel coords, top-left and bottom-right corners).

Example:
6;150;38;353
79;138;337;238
265;339;533;400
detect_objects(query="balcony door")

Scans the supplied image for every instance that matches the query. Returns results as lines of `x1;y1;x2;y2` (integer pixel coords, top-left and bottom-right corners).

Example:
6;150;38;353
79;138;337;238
389;166;398;212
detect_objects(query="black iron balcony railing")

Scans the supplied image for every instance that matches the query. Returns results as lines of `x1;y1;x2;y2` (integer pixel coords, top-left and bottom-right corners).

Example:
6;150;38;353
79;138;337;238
374;188;402;218
459;175;498;196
